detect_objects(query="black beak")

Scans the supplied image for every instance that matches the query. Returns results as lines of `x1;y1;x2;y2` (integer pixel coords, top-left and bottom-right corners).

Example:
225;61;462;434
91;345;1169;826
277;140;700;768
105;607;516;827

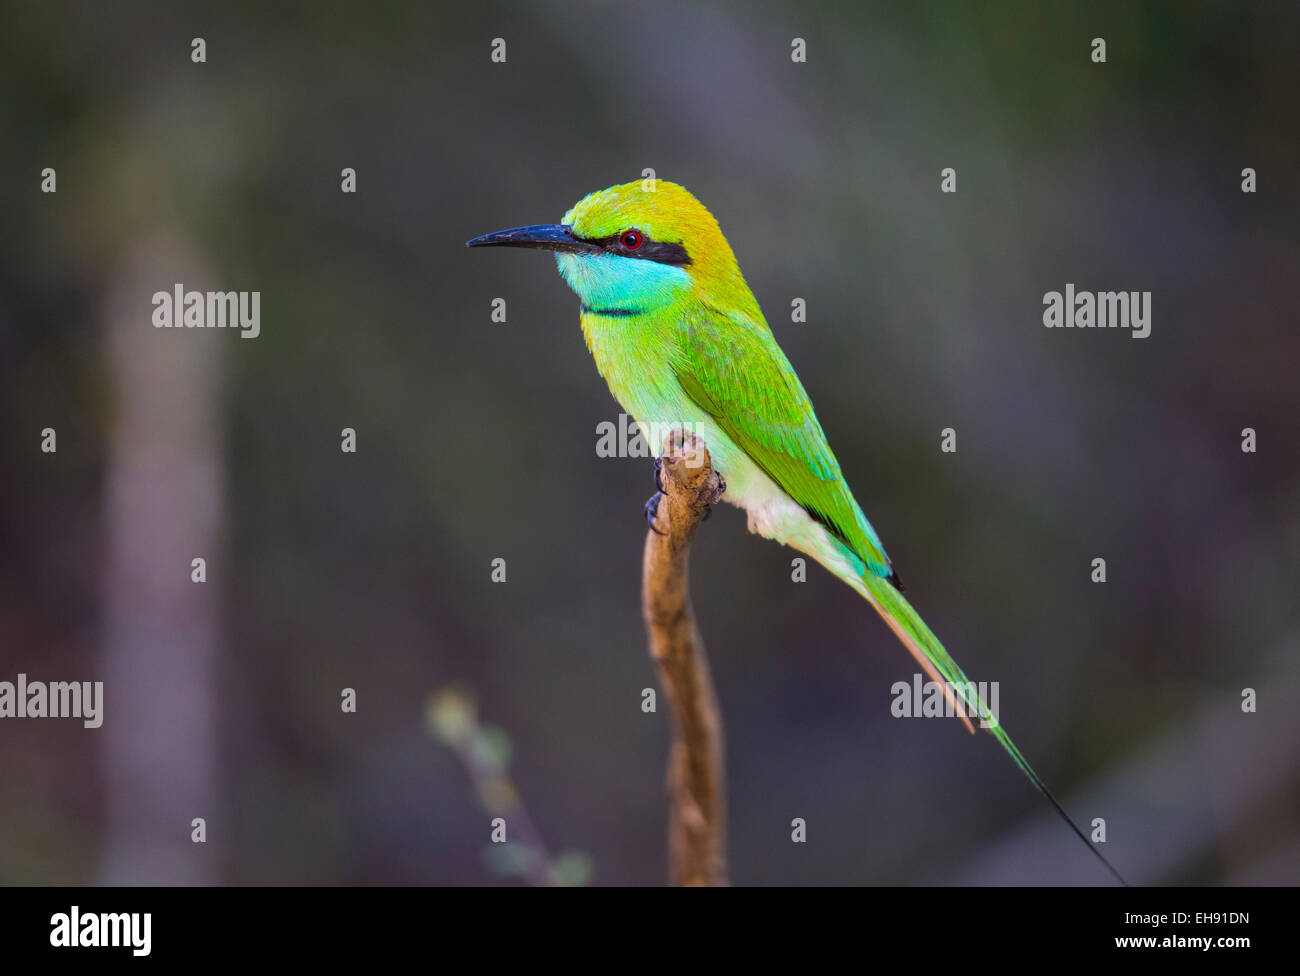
466;223;600;254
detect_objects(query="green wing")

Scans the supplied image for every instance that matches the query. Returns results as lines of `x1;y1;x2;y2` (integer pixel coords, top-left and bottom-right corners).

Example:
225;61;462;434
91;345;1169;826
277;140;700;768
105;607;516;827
671;301;894;579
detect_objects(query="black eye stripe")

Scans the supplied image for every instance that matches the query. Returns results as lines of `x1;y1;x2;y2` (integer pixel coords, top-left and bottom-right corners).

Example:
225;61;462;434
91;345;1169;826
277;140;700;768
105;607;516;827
584;231;692;266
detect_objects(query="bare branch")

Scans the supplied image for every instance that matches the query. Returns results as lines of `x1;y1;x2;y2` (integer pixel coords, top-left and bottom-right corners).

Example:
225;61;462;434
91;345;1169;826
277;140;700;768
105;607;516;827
642;429;728;886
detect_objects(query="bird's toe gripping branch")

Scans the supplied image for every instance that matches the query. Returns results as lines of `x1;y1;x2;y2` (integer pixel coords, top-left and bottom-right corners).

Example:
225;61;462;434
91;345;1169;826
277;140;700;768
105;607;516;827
645;430;726;538
645;492;666;535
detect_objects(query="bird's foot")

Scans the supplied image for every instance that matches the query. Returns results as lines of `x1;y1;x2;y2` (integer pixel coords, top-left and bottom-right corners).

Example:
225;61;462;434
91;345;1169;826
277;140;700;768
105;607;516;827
646;455;724;532
699;472;727;521
644;491;666;535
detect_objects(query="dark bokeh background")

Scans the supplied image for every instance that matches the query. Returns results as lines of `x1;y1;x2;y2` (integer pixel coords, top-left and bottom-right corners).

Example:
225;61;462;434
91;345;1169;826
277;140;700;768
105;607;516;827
1;0;1297;884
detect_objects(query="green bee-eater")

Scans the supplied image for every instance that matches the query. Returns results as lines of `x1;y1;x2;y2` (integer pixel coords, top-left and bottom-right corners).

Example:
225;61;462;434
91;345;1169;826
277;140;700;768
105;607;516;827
469;180;1124;883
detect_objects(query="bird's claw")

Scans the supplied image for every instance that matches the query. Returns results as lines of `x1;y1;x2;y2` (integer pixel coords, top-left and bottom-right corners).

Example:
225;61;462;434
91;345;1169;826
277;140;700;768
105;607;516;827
645;492;666;534
699;471;726;520
647;462;723;531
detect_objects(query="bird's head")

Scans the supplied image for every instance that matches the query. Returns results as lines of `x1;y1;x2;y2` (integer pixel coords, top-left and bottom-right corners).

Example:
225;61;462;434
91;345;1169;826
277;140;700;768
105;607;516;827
467;181;758;317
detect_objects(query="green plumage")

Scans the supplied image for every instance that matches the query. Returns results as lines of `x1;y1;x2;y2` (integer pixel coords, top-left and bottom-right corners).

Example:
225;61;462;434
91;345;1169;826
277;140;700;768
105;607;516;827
674;300;893;578
468;179;1127;883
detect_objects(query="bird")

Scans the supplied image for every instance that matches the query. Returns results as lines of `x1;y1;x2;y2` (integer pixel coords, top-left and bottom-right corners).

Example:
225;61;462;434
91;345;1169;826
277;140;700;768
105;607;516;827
468;179;1125;884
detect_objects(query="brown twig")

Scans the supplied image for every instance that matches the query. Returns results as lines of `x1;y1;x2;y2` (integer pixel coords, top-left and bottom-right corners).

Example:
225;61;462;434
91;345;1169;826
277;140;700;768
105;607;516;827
642;429;728;886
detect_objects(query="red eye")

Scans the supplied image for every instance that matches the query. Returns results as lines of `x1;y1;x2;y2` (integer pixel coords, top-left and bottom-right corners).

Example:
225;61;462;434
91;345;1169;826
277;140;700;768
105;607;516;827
620;230;642;249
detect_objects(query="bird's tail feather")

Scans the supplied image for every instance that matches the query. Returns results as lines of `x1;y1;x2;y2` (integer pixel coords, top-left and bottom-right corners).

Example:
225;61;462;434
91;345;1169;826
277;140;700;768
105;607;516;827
853;570;1129;885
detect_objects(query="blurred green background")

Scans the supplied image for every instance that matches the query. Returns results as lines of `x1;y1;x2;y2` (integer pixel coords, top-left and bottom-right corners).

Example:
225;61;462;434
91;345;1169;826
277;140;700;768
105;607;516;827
1;0;1297;884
